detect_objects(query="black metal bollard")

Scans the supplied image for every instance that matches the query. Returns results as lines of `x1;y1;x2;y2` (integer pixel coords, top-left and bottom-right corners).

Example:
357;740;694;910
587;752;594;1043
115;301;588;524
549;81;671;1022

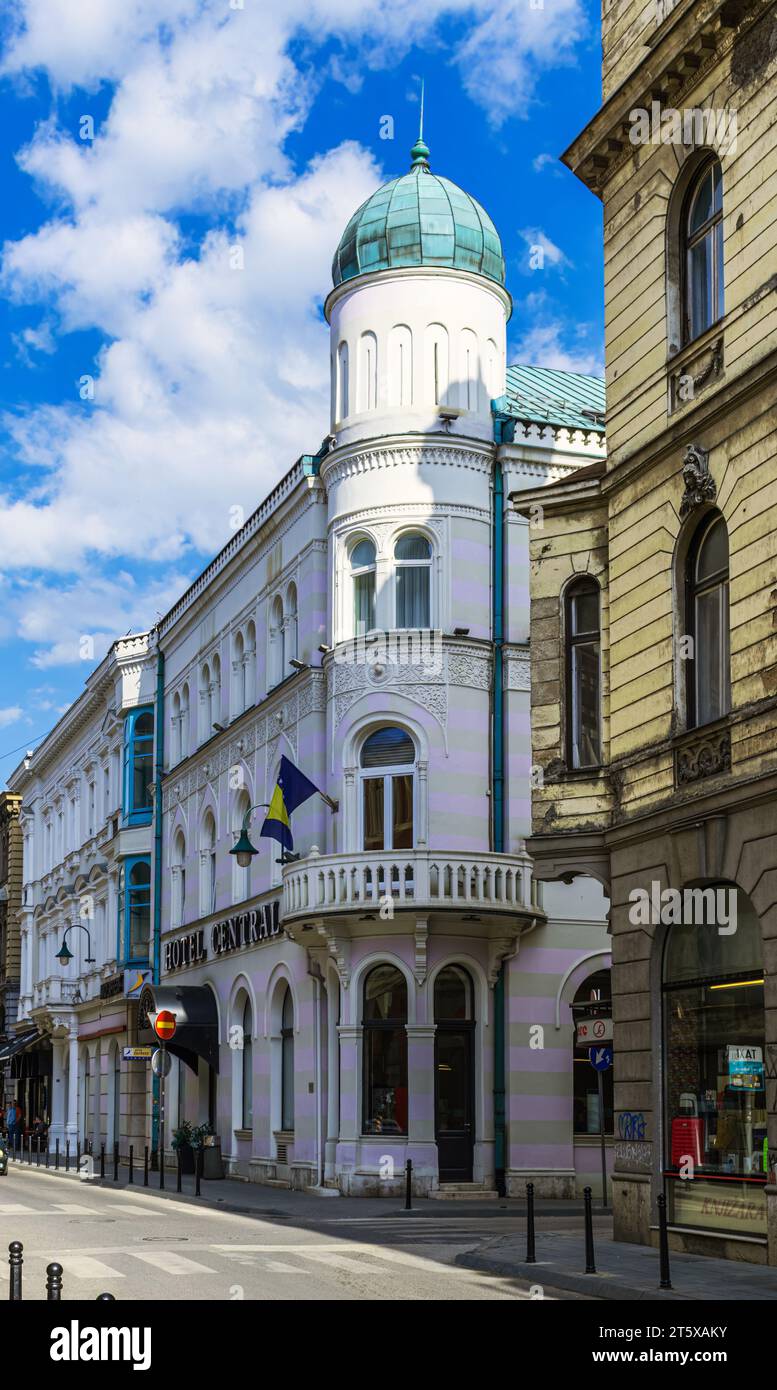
583;1186;596;1274
65;1140;70;1173
113;1142;119;1182
46;1263;63;1301
195;1145;202;1198
100;1144;105;1180
27;1136;31;1165
129;1145;133;1185
55;1138;60;1170
143;1145;149;1187
76;1140;81;1172
176;1149;182;1193
36;1137;40;1167
404;1157;412;1211
96;1292;116;1301
45;1143;50;1170
526;1182;536;1263
657;1193;672;1289
159;1143;164;1192
8;1241;23;1302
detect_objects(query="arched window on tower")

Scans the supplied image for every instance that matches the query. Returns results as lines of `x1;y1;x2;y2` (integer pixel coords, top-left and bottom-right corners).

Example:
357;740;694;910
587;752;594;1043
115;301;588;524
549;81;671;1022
350;539;376;637
388;324;413;408
425;323;449;406
358;331;378;412
394;532;431;629
460;328;479;411
360;726;415;851
336;341;349;421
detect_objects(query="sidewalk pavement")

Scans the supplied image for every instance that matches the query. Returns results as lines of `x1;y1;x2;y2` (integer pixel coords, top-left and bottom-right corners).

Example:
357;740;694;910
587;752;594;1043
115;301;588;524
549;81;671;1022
5;1152;609;1224
456;1229;777;1301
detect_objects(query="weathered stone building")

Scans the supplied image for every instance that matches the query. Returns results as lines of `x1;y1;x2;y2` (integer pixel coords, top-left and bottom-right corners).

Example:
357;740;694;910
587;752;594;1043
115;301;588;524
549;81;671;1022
515;0;777;1262
0;792;22;1043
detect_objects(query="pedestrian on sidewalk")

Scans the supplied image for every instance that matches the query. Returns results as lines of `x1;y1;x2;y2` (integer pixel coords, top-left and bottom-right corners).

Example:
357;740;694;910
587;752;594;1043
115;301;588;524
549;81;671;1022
5;1099;17;1152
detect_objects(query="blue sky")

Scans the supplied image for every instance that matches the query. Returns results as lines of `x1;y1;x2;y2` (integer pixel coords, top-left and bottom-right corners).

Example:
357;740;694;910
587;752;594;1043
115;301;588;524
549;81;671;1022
0;0;603;777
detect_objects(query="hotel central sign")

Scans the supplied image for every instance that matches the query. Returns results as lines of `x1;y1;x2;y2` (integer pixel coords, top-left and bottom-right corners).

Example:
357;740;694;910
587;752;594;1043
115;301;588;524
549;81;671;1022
163;899;282;974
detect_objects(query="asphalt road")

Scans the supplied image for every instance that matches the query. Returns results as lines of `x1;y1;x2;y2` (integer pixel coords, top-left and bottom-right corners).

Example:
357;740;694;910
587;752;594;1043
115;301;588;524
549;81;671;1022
1;1166;589;1302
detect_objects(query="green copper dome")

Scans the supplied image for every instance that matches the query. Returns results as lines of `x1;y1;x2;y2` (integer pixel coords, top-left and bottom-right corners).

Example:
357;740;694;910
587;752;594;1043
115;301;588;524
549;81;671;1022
332;141;505;289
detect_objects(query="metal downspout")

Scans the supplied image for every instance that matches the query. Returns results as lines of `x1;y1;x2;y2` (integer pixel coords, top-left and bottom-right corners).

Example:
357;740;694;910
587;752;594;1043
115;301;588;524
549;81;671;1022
151;638;165;1161
492;455;507;1197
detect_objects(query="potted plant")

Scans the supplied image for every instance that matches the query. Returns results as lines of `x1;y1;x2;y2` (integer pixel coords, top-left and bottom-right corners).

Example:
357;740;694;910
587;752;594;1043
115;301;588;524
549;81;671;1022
171;1120;196;1174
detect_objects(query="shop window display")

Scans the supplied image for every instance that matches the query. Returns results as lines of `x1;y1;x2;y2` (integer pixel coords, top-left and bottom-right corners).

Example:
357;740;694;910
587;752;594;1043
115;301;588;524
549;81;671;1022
663;885;766;1237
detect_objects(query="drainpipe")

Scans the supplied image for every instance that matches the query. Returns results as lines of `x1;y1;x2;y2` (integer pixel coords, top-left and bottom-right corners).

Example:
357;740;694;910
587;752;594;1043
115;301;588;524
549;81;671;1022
151;637;165;1161
491;452;507;1197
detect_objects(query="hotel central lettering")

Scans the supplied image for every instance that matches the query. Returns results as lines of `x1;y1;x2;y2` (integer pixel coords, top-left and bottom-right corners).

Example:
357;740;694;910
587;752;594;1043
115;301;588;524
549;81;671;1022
163;900;281;974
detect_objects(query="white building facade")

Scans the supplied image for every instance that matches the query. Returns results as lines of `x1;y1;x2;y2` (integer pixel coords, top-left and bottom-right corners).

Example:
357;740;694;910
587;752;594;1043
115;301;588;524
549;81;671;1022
13;137;612;1197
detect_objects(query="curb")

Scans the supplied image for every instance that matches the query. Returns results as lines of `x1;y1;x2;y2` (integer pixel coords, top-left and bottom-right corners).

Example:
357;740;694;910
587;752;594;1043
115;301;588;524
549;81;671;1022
454;1244;690;1301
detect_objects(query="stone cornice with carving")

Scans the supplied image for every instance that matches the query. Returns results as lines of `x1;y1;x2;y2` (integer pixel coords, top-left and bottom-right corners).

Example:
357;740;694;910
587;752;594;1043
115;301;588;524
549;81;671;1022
503;646;531;692
321;437;494;492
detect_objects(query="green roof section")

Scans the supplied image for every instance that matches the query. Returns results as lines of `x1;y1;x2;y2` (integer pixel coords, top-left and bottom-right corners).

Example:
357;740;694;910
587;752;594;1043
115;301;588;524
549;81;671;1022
495;363;606;436
332;142;505;288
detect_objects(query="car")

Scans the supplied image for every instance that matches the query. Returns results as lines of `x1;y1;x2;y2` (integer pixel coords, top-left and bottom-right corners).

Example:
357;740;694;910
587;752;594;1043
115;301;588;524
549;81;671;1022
0;1139;8;1176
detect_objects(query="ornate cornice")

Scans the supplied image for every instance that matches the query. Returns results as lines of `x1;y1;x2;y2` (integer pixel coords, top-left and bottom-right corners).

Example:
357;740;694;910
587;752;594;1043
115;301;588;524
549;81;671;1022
321;437;494;491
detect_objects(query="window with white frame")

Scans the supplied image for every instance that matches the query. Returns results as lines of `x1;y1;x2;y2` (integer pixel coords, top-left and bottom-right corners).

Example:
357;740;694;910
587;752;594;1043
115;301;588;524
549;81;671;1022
359;726;415;851
172;829;187;928
232;630;246;717
200;662;212;742
269;595;285;689
244;622;256;707
171;691;182;765
231;789;252;904
350;538;376;636
241;996;253;1129
200;812;217;916
394;532;432;628
285;583;298;664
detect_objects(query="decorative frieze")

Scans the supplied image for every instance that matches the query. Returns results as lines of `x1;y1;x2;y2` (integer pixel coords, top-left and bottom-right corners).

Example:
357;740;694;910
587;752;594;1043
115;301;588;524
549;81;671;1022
675;727;731;784
679;443;716;518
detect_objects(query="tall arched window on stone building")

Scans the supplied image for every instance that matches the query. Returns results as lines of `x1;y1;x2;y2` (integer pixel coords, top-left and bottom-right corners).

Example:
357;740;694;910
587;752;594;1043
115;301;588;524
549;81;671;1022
683;157;724;343
362;965;408;1135
686;512;730;728
360;726;415;851
350;538;376;636
565;577;601;768
394;532;431;629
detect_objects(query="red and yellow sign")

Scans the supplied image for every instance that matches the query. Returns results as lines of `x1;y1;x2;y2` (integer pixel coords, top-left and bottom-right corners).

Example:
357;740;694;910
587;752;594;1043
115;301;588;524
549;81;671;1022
153;1009;177;1042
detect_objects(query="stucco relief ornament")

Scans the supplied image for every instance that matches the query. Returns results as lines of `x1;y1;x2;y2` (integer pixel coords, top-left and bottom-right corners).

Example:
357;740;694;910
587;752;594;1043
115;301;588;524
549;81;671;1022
679;443;716;518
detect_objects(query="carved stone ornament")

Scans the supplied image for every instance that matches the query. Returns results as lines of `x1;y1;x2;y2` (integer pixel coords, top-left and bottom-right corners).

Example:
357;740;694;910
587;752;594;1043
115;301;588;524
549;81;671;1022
679;443;716;518
676;730;731;785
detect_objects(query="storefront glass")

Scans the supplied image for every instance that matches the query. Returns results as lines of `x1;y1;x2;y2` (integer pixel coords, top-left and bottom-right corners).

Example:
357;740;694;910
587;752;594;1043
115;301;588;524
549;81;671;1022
663;885;766;1237
362;965;408;1135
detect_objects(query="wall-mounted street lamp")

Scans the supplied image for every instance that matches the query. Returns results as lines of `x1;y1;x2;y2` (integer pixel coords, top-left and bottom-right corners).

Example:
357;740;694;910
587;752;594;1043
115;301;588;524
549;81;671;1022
56;922;96;968
228;802;271;869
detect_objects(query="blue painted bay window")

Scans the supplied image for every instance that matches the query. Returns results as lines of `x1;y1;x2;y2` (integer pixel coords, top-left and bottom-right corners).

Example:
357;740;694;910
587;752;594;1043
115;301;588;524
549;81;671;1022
118;856;151;964
123;708;154;825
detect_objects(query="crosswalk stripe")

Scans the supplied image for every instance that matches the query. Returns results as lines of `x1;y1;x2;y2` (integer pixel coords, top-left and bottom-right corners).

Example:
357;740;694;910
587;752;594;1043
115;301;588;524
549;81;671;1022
51;1204;101;1215
62;1255;125;1280
265;1261;303;1273
0;1204;36;1214
106;1204;165;1217
131;1250;217;1275
296;1251;397;1274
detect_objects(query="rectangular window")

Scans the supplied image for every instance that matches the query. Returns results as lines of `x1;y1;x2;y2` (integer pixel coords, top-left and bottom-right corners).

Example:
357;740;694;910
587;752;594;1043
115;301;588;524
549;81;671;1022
363;778;384;851
123;709;154;825
392;775;413;849
572;642;601;766
396;567;430;628
124;857;151;962
354;572;375;635
363;1028;408;1134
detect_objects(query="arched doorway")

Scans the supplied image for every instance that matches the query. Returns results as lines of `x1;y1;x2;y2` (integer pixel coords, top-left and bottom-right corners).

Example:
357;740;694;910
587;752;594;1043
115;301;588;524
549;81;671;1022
435;966;475;1182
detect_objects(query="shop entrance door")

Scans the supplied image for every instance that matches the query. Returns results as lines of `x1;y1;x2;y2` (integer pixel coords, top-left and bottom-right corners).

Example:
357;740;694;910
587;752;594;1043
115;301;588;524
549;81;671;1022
435;1028;474;1182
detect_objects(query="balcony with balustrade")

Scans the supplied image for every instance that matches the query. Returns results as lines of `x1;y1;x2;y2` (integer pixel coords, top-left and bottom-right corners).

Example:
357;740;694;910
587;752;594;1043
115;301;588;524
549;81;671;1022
282;846;543;930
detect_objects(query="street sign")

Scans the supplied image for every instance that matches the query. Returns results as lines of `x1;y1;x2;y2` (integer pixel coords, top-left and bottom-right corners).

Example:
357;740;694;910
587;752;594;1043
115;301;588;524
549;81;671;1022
153;1009;177;1042
124;967;152;1000
123;1046;153;1062
589;1046;613;1072
151;1048;172;1078
577;1017;613;1044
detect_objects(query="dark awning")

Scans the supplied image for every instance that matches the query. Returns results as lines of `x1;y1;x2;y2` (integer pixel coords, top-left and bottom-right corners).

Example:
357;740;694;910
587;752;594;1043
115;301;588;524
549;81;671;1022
0;1029;42;1066
137;984;219;1075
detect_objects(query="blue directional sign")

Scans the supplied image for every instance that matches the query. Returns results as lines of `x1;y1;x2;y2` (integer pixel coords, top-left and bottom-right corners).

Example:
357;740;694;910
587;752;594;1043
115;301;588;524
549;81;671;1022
589;1046;613;1072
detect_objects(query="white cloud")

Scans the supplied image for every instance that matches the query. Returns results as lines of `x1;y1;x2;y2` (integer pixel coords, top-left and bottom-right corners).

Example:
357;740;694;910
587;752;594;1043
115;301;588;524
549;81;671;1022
0;706;24;728
517;227;572;273
0;0;593;671
511;316;603;376
532;152;563;176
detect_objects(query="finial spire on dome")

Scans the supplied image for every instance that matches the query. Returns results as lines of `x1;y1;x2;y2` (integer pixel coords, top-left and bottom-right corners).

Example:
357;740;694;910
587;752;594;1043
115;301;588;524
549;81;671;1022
410;78;430;172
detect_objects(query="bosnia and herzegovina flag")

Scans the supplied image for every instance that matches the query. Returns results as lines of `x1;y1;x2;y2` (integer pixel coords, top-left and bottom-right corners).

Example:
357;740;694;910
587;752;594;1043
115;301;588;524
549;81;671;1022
260;755;321;851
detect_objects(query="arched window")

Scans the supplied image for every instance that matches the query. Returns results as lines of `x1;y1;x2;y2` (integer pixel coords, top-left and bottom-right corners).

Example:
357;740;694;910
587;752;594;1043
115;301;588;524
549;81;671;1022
232;630;245;717
286;583;298;664
245;622;256;707
663;884;765;1236
336;340;349;421
360;726;415;851
565;578;601;768
363;965;408;1135
358;331;377;412
686;513;730;727
172;829;186;928
281;987;294;1132
199;663;211;742
180;683;190;759
241;997;253;1130
434;966;475;1180
572;969;613;1136
425;323;449;406
388;324;413;408
394;532;432;629
111;1043;121;1152
171;691;181;766
460;328;479;411
232;789;251;904
211;654;221;725
269;595;285;688
126;858;151;960
684;157;724;343
350;538;376;637
200;812;217;916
